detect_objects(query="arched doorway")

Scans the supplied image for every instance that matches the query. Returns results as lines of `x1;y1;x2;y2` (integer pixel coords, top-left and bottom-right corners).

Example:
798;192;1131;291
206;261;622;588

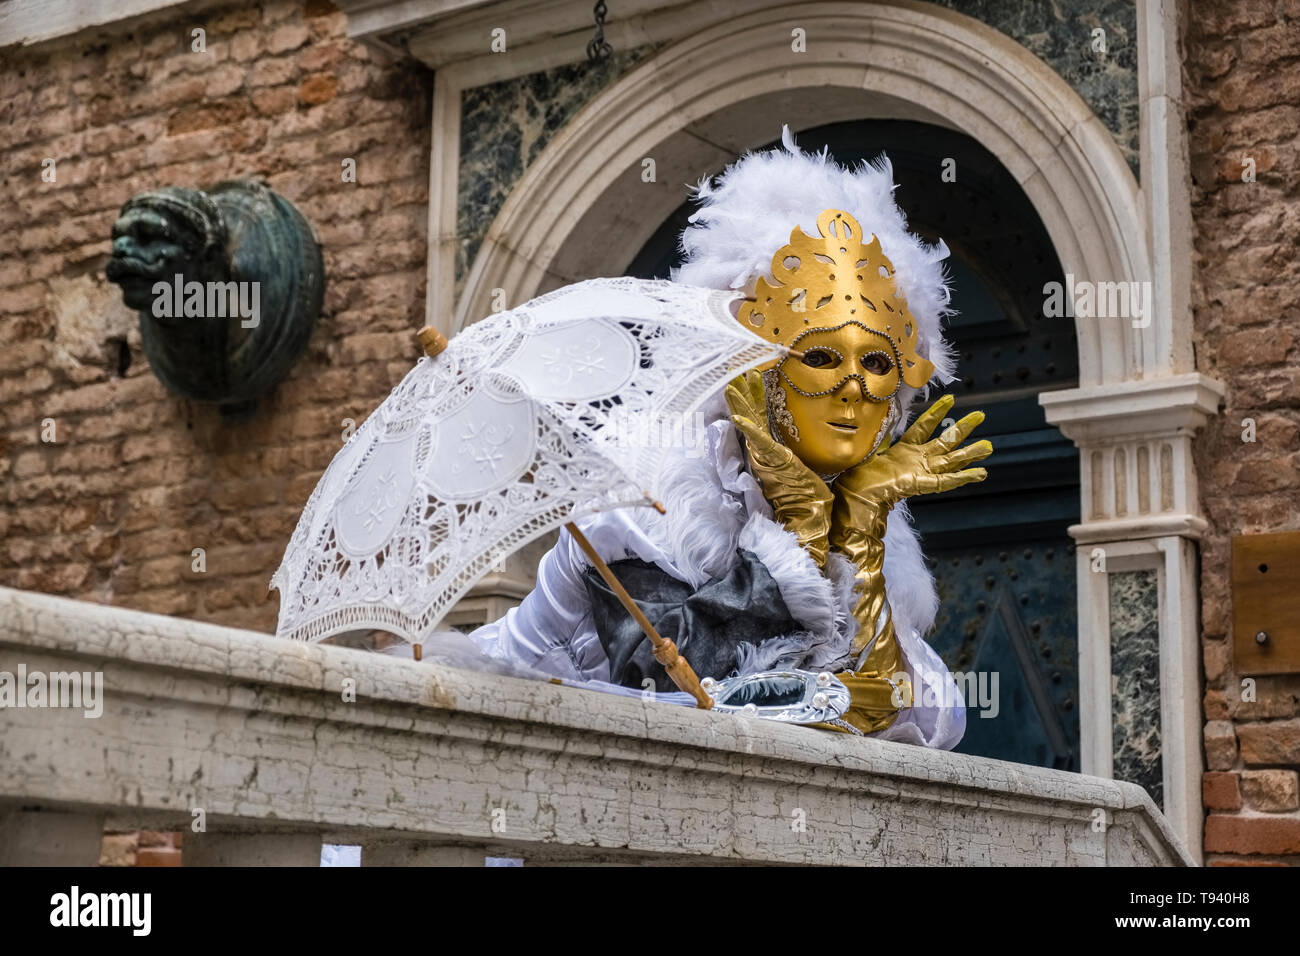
626;119;1081;770
449;1;1218;855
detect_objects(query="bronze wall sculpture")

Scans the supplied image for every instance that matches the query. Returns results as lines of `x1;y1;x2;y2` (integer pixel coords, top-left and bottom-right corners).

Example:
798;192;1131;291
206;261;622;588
105;180;324;414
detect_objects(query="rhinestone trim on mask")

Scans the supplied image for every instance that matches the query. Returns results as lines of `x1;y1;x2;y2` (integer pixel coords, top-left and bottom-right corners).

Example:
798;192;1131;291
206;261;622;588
776;321;904;403
761;368;798;442
825;717;866;737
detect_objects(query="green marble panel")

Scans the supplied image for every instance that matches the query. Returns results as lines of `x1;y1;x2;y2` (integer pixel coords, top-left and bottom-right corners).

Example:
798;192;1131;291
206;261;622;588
456;45;660;292
933;0;1139;173
1109;569;1163;809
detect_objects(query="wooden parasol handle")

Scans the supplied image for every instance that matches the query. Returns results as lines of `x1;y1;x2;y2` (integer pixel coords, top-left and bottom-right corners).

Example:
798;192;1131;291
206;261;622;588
412;327;446;660
418;326;449;358
564;522;714;709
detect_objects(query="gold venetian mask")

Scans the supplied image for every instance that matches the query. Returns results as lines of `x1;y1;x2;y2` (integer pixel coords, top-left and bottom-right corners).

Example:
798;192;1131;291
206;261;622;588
738;209;935;474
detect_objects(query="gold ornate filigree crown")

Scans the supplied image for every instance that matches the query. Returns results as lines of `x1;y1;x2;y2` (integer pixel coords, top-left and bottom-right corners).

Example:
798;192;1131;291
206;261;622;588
738;208;935;388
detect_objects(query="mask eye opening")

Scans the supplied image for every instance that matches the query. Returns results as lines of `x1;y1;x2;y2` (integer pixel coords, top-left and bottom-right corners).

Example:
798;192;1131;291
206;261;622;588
801;348;839;369
863;352;893;376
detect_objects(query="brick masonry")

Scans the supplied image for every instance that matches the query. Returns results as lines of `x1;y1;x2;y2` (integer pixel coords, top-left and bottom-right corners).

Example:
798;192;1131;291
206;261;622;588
0;0;430;865
1;0;1297;868
0;0;430;631
1185;0;1300;865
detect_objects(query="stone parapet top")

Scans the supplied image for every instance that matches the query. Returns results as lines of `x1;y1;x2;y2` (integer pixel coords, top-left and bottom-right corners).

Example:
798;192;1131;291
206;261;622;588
0;586;1193;865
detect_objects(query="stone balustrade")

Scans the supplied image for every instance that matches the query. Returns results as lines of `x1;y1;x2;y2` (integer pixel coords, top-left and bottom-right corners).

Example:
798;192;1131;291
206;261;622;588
0;586;1193;866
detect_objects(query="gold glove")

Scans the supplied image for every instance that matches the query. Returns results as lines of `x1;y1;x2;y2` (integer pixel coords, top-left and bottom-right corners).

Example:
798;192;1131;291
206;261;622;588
725;371;833;567
829;394;992;734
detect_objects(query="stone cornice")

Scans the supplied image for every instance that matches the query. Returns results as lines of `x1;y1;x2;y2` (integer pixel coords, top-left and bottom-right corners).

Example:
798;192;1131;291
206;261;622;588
0;0;187;49
337;0;693;68
1069;514;1209;545
1039;372;1226;443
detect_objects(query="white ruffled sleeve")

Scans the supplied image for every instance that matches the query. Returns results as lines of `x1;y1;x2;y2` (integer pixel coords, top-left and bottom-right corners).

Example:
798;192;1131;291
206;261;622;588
466;523;602;681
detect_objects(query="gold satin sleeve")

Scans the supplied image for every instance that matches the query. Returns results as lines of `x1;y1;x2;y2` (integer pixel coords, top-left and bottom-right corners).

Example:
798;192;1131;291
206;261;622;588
725;372;833;568
825;483;911;735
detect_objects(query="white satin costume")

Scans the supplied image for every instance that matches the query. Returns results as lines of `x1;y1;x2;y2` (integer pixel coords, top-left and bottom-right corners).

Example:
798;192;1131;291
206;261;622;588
467;389;966;750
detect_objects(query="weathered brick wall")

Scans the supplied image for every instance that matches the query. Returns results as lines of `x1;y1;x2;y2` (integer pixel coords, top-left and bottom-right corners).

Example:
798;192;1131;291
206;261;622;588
4;0;1296;869
0;0;430;622
0;0;431;864
100;829;183;867
1186;0;1300;865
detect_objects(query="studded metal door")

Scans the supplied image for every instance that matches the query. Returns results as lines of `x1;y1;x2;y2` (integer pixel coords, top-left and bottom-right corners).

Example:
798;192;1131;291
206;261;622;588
627;119;1081;771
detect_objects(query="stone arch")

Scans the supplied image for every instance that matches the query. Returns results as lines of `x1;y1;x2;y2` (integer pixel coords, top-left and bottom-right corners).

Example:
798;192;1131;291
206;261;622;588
456;1;1158;388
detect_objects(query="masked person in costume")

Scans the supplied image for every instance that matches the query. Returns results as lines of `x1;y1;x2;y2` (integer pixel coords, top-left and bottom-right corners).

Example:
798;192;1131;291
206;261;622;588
467;129;991;748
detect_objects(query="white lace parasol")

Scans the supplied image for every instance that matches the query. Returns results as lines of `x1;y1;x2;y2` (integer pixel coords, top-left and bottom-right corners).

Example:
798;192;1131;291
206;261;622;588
270;277;787;646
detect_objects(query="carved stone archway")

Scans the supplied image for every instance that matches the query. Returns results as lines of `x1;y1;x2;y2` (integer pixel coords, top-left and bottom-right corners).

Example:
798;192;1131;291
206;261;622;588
457;2;1156;384
451;0;1220;861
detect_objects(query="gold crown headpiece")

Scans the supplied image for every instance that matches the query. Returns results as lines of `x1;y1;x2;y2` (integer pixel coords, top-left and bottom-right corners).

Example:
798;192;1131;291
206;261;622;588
738;208;935;388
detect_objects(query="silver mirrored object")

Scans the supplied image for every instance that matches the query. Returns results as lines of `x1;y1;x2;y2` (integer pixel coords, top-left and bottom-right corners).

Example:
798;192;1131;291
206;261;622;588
702;669;850;724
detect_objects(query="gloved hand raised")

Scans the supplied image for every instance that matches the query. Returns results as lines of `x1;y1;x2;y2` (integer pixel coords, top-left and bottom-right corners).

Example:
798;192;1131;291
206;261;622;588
725;371;834;568
834;393;991;519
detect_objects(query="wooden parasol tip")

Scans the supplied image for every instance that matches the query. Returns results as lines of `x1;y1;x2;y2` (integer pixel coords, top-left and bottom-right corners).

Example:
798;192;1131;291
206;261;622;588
412;643;423;661
417;326;449;358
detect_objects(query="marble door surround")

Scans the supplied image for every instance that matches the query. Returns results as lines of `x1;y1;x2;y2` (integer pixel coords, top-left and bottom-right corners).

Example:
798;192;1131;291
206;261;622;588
336;0;1221;860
